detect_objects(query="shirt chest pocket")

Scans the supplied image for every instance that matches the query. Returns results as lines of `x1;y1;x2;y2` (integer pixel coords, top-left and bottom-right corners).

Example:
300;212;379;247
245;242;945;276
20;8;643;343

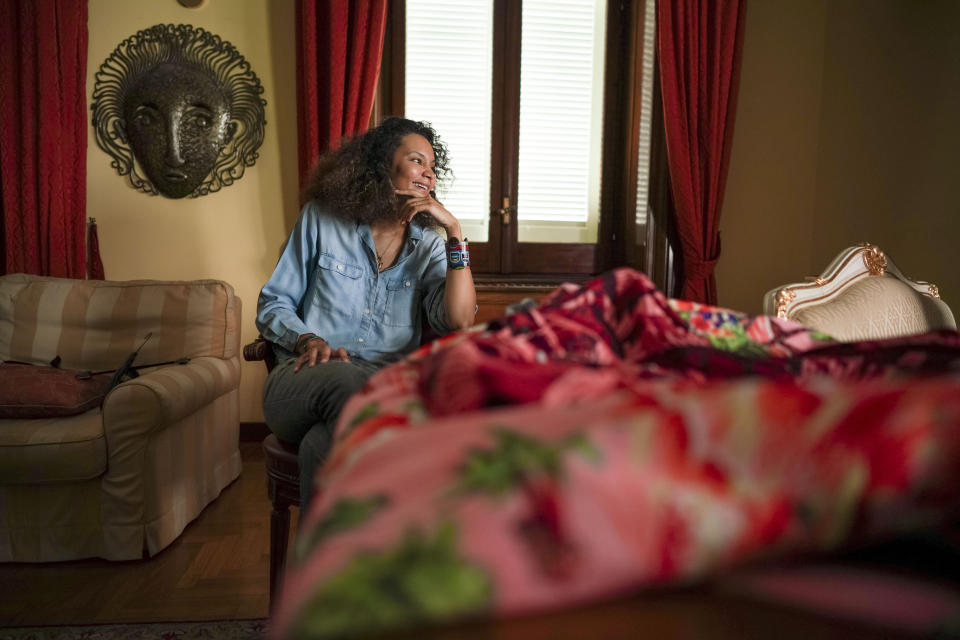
384;277;421;327
312;253;364;313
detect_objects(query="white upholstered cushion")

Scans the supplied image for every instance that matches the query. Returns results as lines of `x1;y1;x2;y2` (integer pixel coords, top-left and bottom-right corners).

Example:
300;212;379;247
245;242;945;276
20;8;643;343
792;276;956;341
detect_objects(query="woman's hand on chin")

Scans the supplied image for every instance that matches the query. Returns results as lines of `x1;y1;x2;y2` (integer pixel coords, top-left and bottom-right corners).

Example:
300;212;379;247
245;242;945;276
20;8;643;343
394;188;462;238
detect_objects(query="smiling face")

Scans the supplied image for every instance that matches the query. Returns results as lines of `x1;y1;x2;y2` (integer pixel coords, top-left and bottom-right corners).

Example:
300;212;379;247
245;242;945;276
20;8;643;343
389;133;436;196
122;62;236;198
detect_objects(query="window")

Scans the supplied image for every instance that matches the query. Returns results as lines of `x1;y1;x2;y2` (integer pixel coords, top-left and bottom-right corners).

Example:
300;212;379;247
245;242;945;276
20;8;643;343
514;0;606;245
379;0;663;280
405;0;493;244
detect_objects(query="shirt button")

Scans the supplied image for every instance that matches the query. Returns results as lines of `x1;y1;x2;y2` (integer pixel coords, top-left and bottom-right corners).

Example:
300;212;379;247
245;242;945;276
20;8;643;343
364;308;370;315
404;281;410;287
336;264;344;272
357;338;364;343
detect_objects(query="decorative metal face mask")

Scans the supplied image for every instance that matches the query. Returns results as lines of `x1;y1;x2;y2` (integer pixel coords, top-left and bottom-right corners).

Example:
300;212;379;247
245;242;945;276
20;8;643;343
92;24;266;199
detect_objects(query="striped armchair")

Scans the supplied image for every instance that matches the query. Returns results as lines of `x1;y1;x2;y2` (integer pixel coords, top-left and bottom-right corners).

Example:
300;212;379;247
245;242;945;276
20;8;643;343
0;275;242;562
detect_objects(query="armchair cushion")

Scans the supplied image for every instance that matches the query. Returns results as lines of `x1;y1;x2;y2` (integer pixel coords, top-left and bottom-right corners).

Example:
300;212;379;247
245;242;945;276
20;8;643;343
0;410;106;483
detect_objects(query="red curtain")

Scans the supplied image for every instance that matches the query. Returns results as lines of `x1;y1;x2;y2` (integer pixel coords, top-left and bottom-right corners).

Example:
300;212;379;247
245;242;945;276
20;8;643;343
658;0;746;304
296;0;387;189
0;0;88;278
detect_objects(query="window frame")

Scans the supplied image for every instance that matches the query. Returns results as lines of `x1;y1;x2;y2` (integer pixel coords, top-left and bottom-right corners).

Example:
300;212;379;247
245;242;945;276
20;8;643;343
376;0;670;284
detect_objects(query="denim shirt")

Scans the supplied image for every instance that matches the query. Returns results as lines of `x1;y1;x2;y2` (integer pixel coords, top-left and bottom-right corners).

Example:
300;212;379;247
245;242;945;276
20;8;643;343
256;200;451;364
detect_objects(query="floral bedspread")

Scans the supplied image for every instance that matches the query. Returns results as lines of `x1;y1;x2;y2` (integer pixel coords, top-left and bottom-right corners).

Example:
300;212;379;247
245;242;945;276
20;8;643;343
272;268;960;639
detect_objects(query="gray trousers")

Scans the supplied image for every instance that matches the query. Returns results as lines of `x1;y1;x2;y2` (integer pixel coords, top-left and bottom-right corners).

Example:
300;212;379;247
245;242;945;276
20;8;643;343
262;356;382;507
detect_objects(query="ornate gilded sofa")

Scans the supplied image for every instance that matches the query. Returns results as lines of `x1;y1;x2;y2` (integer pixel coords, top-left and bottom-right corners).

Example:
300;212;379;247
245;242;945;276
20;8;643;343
0;275;242;562
763;243;956;340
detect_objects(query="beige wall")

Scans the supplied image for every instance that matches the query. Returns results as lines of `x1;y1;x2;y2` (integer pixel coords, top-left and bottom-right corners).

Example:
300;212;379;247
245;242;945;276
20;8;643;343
718;0;960;314
811;0;960;305
87;0;299;421
717;0;827;314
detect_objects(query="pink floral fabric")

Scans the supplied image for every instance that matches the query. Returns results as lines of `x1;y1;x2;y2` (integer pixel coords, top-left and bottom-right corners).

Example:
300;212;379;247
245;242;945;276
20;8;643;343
271;268;960;639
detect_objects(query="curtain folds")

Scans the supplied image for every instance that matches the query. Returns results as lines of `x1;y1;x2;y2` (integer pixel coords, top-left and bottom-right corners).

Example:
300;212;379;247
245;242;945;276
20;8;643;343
0;0;89;278
658;0;746;304
296;0;387;190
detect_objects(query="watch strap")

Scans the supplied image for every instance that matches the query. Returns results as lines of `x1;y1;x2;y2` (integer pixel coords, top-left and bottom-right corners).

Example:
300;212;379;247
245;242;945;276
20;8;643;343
447;237;469;269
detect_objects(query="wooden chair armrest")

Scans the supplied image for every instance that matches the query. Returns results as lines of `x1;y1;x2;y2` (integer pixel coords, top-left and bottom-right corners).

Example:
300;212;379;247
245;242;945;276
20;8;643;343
243;335;278;372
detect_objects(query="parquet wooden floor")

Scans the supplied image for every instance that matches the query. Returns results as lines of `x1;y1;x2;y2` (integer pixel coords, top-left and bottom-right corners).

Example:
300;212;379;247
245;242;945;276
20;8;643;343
0;442;294;626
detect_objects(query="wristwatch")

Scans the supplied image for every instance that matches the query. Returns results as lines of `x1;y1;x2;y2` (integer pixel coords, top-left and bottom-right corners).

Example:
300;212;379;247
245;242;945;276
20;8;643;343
447;237;469;270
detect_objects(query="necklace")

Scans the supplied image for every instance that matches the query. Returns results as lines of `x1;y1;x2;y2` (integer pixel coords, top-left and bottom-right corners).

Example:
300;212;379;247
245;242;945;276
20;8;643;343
376;231;402;272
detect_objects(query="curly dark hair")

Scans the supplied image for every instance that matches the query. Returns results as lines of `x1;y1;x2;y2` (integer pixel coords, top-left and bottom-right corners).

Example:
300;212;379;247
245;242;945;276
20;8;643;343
302;117;452;227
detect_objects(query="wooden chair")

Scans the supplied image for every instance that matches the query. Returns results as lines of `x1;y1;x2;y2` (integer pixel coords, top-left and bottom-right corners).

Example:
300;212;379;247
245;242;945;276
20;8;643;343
241;307;504;608
763;243;956;340
242;337;299;609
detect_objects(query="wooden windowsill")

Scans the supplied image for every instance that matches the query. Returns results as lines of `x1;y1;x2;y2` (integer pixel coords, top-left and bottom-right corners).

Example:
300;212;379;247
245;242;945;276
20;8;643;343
472;273;592;289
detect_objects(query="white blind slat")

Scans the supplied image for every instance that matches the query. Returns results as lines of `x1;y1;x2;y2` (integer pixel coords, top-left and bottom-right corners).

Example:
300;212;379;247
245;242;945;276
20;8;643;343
517;0;605;238
406;0;493;241
635;0;656;230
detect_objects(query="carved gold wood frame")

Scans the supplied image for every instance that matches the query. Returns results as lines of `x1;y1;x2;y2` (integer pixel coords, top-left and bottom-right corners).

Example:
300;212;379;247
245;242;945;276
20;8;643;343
763;243;942;319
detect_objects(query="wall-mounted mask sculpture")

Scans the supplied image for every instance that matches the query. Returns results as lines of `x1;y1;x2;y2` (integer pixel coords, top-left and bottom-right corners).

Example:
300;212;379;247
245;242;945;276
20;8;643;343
92;24;266;198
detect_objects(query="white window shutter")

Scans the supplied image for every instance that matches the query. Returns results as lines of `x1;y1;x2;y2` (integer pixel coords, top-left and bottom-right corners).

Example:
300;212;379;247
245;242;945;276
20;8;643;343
517;0;606;243
406;0;493;242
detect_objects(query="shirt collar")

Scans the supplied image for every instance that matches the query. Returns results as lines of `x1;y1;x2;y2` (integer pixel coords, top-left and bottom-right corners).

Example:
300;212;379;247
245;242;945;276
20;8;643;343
408;224;424;242
356;221;425;243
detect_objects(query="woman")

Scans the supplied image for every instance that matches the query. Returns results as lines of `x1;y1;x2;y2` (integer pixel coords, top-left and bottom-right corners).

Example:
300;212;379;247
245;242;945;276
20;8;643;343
256;117;477;503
